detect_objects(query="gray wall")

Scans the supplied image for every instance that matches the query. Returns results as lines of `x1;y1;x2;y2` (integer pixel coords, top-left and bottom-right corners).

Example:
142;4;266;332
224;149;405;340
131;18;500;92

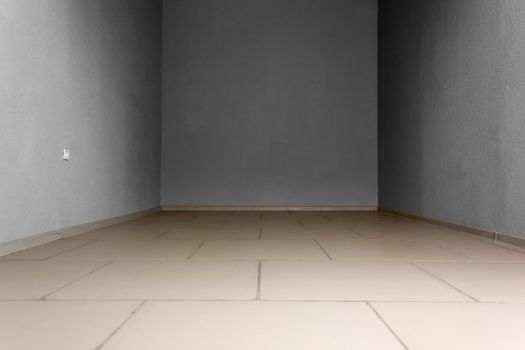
161;0;377;206
0;0;162;244
379;0;525;238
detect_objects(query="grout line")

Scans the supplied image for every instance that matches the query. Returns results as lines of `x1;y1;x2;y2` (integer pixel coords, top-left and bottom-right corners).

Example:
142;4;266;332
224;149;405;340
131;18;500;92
349;228;367;239
0;239;100;262
410;262;479;302
322;215;332;221
259;214;262;240
41;261;114;300
366;302;410;350
256;260;262;300
147;230;170;241
187;240;206;259
95;300;146;350
314;240;333;260
152;230;170;240
480;238;525;255
43;239;100;260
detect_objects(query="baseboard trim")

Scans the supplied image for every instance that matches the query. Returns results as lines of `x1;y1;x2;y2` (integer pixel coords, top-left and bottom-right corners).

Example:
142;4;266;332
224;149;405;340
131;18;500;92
162;205;378;212
0;207;161;257
378;206;525;249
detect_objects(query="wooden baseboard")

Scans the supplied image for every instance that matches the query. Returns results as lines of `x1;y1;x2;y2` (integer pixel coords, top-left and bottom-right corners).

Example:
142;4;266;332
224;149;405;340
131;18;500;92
378;206;525;249
161;206;378;212
0;207;161;257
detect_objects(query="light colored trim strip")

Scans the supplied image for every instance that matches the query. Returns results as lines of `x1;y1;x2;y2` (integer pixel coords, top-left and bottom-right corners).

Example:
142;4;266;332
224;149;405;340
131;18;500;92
379;206;525;249
161;206;378;212
0;207;161;257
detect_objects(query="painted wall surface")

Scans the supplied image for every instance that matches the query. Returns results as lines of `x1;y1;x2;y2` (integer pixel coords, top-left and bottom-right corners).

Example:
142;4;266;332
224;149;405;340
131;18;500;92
0;0;162;243
161;0;377;206
379;0;525;237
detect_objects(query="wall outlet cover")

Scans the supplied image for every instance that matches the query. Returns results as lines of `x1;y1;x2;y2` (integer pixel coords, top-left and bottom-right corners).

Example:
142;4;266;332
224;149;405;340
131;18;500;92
62;149;70;161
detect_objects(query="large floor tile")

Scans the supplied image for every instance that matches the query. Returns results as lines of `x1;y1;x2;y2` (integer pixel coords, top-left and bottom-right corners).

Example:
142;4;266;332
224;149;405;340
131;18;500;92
157;221;226;230
261;261;471;301
0;239;95;260
433;240;525;261
162;228;260;240
0;260;108;299
373;302;525;350
296;216;333;226
49;260;258;300
191;240;328;260
416;262;525;302
262;224;363;240
51;239;202;260
353;225;480;242
302;227;365;240
261;226;309;239
0;301;139;350
318;240;471;261
71;225;166;240
102;301;404;350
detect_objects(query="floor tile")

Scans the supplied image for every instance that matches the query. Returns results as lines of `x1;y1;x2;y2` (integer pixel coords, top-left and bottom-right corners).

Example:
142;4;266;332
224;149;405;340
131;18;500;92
318;240;471;261
50;239;202;260
0;260;108;299
416;262;525;302
296;216;333;225
433;240;525;261
0;301;139;350
260;261;471;301
48;260;258;300
102;301;404;350
261;226;309;239
0;239;95;260
353;225;480;242
70;225;166;240
191;240;328;260
262;224;363;240
302;227;374;240
301;221;366;230
373;302;525;350
158;221;226;230
162;228;260;240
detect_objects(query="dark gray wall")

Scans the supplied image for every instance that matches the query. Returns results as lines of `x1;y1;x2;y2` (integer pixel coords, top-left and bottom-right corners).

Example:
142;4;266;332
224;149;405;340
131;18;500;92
379;0;525;238
162;0;377;206
0;0;162;244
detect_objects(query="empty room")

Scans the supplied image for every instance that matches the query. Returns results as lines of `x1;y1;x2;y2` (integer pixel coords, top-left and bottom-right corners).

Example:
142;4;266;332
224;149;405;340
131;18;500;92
1;0;525;349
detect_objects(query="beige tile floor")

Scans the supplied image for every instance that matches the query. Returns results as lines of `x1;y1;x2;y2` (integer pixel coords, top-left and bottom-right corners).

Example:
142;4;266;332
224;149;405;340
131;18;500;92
1;211;525;349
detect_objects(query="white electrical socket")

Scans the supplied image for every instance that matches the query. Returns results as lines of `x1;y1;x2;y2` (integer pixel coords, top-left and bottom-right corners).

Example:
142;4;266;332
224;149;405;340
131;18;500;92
62;149;70;161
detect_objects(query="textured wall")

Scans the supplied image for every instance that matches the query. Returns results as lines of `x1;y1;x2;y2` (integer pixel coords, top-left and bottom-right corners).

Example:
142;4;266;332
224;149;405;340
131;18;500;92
0;0;162;243
379;0;525;237
161;0;377;206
